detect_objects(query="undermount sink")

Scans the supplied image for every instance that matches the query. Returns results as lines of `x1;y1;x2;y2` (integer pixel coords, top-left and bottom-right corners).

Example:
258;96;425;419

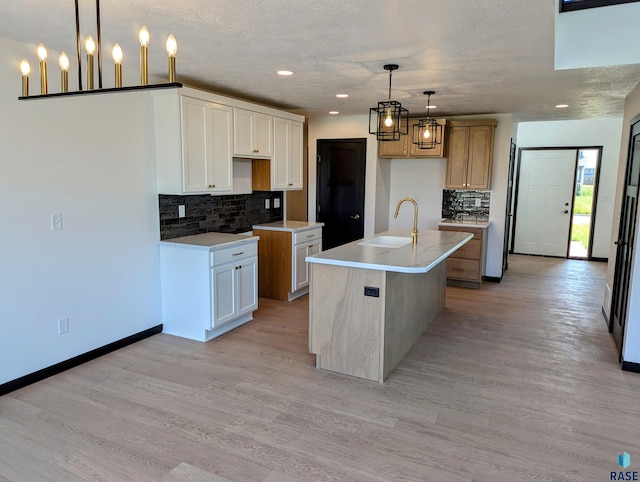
358;235;413;248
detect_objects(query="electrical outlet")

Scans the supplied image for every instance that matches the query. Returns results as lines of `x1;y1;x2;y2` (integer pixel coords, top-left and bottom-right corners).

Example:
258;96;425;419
51;214;63;231
58;317;69;335
265;199;270;209
474;198;482;207
178;205;186;218
273;198;281;209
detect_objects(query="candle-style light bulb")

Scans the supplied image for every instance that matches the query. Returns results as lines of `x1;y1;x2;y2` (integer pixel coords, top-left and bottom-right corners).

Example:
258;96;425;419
384;112;393;128
166;34;177;83
423;128;431;139
20;59;30;97
85;35;96;90
139;26;149;85
59;52;69;93
112;43;123;88
36;43;48;94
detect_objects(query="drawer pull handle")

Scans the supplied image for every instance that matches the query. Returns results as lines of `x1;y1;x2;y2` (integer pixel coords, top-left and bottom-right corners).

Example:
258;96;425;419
307;234;314;238
308;244;315;248
232;252;244;256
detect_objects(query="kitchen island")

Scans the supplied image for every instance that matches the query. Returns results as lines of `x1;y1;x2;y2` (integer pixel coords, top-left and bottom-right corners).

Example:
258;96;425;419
306;229;472;382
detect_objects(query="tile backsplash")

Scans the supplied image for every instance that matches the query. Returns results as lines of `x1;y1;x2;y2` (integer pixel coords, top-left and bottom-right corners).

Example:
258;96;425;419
442;190;490;220
159;192;283;240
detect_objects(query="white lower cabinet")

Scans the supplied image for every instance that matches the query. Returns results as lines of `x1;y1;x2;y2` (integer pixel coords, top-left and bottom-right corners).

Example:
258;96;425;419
294;239;321;292
160;237;258;342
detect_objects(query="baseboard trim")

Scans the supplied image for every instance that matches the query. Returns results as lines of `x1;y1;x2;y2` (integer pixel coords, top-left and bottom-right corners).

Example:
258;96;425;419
622;360;640;373
601;306;610;325
0;324;163;397
591;257;608;263
483;276;502;283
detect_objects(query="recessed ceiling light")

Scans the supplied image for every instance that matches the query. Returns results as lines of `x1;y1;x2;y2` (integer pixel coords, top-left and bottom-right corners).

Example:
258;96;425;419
556;104;569;108
336;94;349;98
277;70;294;76
329;111;339;115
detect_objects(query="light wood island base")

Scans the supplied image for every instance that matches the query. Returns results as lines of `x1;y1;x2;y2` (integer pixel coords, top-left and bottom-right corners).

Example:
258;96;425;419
309;261;446;382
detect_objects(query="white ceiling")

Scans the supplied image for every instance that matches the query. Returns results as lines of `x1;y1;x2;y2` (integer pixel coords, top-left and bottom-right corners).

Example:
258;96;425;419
3;0;640;121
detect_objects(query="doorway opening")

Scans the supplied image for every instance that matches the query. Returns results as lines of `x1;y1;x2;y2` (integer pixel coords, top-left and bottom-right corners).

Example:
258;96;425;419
569;148;601;259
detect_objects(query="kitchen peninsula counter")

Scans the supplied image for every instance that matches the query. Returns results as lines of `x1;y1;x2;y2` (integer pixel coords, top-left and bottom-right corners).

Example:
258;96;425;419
307;229;472;383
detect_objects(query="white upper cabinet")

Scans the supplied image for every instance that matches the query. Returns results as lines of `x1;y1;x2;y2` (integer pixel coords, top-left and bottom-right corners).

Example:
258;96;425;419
155;94;233;195
233;108;273;159
272;118;303;190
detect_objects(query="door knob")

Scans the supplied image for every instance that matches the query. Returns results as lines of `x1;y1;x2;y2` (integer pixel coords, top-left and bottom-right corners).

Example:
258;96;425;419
350;214;360;220
562;210;569;214
615;240;627;246
564;202;569;206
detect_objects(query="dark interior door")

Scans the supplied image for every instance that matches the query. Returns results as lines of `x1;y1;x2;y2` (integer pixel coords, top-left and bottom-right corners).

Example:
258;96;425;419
610;116;640;356
317;138;366;250
503;139;516;274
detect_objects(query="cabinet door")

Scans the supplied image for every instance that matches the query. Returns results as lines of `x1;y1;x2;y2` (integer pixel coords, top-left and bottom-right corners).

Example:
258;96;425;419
233;108;255;157
445;126;470;189
378;135;408;158
409;119;447;158
466;125;494;190
287;120;303;189
273;117;289;190
209;103;233;192
253;113;273;158
181;97;211;193
211;263;237;327
237;257;258;316
293;243;308;291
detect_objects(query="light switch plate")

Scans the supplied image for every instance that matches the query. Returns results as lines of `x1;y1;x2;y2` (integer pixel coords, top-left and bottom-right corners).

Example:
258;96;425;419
274;198;280;208
474;198;482;207
51;214;63;231
178;205;185;218
265;199;270;209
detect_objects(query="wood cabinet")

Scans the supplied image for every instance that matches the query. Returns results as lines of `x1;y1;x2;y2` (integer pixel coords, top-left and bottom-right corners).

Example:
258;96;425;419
154;95;233;195
378;119;448;159
159;237;258;341
438;225;487;288
256;226;322;301
233;108;273;158
445;119;496;190
253;117;303;191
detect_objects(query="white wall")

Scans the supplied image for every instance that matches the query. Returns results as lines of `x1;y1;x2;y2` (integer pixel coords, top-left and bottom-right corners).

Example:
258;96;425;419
610;81;640;364
0;37;162;385
308;115;390;236
517;118;623;261
555;0;640;69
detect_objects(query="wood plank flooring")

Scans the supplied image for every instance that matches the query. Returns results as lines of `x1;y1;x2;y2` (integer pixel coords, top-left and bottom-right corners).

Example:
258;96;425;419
2;255;639;481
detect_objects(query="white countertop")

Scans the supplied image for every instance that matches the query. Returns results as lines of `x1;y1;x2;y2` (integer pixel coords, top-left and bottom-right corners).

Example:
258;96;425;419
159;232;259;251
306;229;472;274
439;219;491;229
252;220;324;232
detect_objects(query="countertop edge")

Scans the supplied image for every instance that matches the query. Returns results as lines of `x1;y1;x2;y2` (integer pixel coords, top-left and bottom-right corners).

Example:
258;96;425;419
159;234;260;251
252;222;324;233
306;231;473;273
438;219;492;229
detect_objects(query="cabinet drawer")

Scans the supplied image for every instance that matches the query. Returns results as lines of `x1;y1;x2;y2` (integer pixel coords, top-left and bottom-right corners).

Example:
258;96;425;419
447;258;480;281
452;239;481;260
210;242;258;266
294;228;322;245
439;225;483;240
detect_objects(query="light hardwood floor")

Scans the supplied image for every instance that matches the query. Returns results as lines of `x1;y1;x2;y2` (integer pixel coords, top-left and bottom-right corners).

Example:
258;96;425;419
1;255;639;481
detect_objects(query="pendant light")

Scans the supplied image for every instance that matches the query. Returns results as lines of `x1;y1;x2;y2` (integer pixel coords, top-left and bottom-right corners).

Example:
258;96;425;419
412;91;443;150
369;64;409;141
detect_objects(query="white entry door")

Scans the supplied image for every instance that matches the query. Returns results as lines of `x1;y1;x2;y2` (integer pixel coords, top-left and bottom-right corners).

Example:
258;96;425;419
514;149;576;257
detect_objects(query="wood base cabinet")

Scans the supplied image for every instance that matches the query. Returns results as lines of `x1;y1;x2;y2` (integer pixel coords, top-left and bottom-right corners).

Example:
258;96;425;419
445;119;496;190
257;226;322;301
438;225;487;288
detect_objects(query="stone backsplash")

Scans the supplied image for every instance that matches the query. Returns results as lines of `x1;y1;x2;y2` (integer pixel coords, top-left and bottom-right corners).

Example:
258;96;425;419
159;192;283;240
442;189;490;220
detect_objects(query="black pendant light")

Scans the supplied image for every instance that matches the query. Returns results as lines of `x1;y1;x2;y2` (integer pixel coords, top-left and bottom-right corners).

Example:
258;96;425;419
369;64;409;141
412;91;443;150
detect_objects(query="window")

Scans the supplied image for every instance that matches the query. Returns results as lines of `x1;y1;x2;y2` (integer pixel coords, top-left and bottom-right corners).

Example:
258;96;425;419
560;0;640;12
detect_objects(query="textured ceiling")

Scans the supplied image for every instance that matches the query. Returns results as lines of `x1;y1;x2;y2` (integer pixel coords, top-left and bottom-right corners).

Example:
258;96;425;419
2;0;640;121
